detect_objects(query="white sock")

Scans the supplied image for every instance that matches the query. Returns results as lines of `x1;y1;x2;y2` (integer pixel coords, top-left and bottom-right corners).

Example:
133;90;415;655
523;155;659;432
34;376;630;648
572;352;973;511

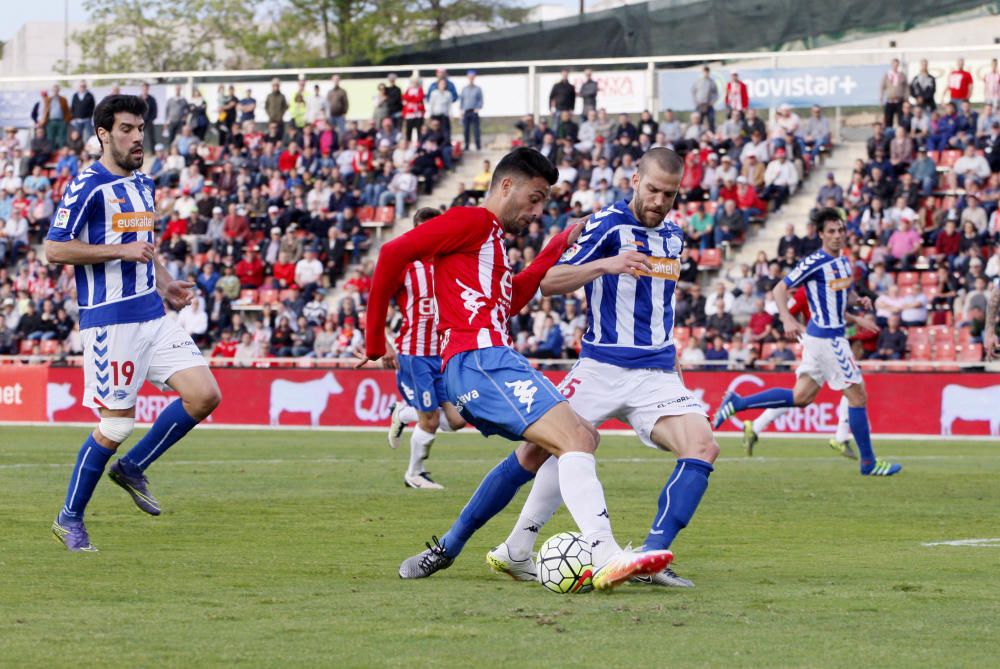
835;396;852;443
407;427;435;477
557;451;619;567
437;409;456;432
753;407;789;434
505;456;563;561
398;405;419;424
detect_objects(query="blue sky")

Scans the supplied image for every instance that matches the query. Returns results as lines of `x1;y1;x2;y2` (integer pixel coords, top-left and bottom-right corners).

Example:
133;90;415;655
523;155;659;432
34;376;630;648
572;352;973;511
0;0;583;41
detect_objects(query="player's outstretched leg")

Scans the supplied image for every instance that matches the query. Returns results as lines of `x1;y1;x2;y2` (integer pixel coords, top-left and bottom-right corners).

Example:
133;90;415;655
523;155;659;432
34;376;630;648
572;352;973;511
713;388;794;429
109;368;221;514
387;401;415;449
399;449;540;578
487;454;562;581
636;414;718;588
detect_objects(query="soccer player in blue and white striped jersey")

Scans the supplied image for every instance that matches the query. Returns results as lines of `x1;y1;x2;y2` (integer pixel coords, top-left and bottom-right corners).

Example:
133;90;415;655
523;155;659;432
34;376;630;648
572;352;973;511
488;148;720;587
46;95;222;552
712;208;901;476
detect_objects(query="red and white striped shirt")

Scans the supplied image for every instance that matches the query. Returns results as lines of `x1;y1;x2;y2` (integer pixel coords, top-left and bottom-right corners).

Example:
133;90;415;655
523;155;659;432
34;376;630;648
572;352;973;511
366;206;575;366
394;260;439;357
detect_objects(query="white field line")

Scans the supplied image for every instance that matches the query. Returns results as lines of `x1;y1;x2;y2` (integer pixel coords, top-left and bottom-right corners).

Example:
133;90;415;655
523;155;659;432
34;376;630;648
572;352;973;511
922;539;1000;547
1;453;999;471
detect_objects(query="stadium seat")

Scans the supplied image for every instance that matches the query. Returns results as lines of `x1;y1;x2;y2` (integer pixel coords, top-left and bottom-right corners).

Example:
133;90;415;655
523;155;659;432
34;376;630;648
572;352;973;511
278;289;298;302
18;340;35;355
927;150;941;165
760;343;777;360
928;325;952;343
687;248;700;263
922;285;939;301
907;326;929;347
934;341;956;360
910;343;931;360
790;343;804;359
357;206;375;223
958;344;983;362
939;149;962;168
40;339;61;355
691;326;707;342
697;248;722;270
957;326;973;346
896;271;918;288
258;289;279;305
920;272;938;287
376;206;396;224
240;289;259;304
901;284;921;297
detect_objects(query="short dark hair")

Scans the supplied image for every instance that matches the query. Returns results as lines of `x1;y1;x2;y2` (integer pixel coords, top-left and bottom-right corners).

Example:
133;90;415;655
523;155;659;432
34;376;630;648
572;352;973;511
638;147;684;176
490;147;558;190
412;207;441;226
93;94;148;147
813;207;844;231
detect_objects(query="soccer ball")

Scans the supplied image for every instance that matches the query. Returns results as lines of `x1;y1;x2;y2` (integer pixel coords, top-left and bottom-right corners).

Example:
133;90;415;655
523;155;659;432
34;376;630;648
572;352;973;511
536;531;594;594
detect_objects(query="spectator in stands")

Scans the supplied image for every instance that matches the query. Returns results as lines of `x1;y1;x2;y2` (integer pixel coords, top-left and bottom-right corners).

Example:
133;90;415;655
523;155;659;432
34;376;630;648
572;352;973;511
774;223;799;260
928;102;959;151
327;75;349;136
69;80;94;141
460;71;483;152
880;59;907;128
908;146;937;195
908;58;936;112
885;216;922;271
658;109;682;147
768;339;795;363
295;246;324;299
950;144;991;190
871;314;906;360
761;148;797;211
889;126;914;176
724;72;748;117
714;198;743;248
961;194;988;234
800;105;830;160
0;313;14;354
549;69;576;130
948;58;974;103
691;66;719;132
265;78;288;141
815;171;843;207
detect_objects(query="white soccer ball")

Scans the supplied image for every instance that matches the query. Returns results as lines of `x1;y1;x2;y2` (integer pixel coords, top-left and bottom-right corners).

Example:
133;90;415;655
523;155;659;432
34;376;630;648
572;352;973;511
536;531;594;594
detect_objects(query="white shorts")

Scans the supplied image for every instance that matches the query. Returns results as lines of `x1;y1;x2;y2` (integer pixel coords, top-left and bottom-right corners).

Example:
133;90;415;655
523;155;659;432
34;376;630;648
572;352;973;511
81;317;207;410
796;334;862;391
557;358;707;449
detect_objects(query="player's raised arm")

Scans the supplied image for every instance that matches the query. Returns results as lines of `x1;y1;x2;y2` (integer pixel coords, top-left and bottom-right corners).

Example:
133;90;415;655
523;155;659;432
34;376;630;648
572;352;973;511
363;210;492;363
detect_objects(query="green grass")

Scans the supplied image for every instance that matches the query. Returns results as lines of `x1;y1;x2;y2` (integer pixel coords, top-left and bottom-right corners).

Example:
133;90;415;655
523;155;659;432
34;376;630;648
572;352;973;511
1;427;998;668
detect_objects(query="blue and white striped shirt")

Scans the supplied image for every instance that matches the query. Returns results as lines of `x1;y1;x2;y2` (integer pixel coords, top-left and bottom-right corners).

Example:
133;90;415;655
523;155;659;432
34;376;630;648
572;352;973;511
783;249;853;338
558;199;684;370
47;162;164;329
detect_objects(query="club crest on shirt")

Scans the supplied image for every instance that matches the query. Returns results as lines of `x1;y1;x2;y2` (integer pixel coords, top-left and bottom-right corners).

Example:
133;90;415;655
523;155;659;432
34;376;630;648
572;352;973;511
665;235;682;257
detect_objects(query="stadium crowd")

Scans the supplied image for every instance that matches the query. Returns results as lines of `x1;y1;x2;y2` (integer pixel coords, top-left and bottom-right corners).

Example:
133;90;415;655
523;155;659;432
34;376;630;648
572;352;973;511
1;58;998;366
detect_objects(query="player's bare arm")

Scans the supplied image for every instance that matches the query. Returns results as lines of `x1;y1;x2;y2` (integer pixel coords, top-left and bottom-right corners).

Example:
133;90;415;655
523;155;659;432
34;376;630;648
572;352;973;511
44;237;155;266
847;289;874;312
846;312;879;333
540;251;652;296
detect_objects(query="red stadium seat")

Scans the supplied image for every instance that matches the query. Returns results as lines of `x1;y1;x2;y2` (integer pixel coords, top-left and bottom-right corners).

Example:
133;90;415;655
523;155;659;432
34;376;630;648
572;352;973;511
934;341;956;360
691;326;707;342
910;343;931;360
697;248;722;270
790;343;804;359
760;343;777;360
40;339;61;355
928;325;952;343
939;149;962;168
957;326;973;346
687;248;700;263
922;285;940;301
239;289;259;304
927;150;941;165
920;272;938;287
357;206;375;223
901;284;921;297
896;272;918;287
452;141;463;160
958;344;983;362
907;326;929;347
278;289;298;302
258;289;279;305
19;340;35;355
673;327;690;346
376;206;396;224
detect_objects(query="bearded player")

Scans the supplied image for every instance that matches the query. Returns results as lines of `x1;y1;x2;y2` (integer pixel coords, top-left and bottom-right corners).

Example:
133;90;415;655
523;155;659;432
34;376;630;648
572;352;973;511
45;95;221;552
360;147;673;590
487;147;719;588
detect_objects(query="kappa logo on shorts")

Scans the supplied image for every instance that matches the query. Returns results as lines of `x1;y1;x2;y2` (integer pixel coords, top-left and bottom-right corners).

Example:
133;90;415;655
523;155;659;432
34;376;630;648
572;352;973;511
504;380;537;414
400;381;415;401
113;390;128;401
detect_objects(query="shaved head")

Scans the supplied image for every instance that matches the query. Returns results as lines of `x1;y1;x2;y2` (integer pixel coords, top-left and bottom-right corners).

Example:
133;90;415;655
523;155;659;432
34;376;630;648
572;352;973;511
638;147;684;177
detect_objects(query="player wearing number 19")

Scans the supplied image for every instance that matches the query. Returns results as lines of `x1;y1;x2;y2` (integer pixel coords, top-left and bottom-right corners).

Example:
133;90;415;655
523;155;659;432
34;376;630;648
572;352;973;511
45;95;221;552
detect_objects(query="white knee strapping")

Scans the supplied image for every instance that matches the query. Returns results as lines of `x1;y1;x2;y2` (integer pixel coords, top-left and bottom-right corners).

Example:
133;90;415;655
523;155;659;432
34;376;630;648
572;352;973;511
99;416;135;444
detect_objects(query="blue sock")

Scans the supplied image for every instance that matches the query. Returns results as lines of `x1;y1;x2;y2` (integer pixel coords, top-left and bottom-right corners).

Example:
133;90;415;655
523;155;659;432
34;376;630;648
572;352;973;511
734;388;794;411
848;406;876;465
440;451;534;559
60;435;115;522
120;399;199;473
644;458;714;551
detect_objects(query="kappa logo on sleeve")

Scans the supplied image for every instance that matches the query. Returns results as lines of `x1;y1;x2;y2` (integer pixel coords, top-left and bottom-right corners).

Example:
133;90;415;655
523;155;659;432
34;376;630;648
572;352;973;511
53;208;71;229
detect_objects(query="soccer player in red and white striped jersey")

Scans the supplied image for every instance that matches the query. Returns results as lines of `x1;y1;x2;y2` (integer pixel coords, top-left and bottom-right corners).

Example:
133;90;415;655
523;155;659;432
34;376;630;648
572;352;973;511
384;208;466;490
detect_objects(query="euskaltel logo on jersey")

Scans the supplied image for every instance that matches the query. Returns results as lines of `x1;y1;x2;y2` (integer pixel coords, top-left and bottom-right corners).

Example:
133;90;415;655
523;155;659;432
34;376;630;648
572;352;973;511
112;211;155;233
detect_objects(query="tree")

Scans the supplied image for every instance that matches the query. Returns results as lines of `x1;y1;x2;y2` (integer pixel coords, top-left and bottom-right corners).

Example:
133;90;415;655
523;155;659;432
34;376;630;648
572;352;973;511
70;0;265;73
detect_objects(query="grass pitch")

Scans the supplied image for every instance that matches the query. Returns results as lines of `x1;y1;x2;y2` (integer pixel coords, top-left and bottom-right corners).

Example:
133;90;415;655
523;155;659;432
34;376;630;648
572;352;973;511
1;427;998;668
